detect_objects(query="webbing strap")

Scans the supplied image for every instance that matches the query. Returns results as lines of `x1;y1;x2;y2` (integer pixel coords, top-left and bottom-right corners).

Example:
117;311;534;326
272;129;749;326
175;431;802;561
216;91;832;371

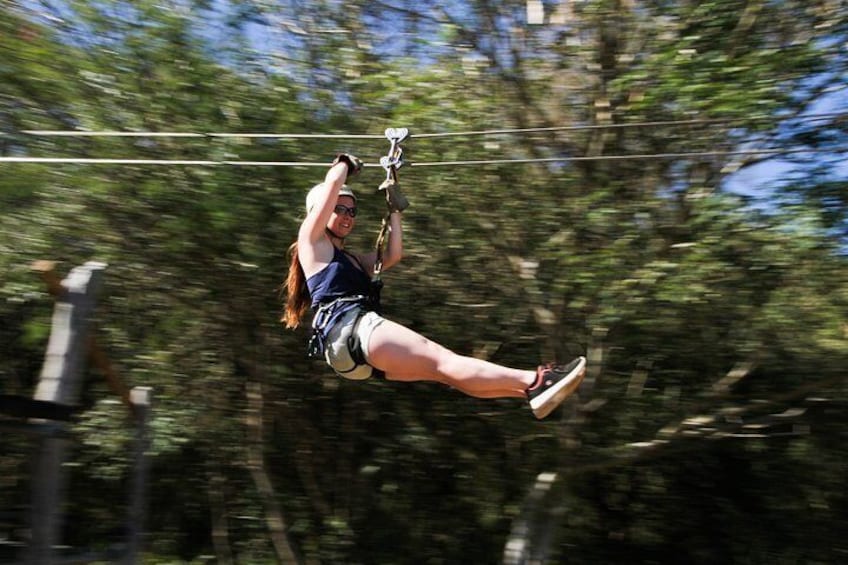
373;214;390;279
373;167;398;278
312;295;368;332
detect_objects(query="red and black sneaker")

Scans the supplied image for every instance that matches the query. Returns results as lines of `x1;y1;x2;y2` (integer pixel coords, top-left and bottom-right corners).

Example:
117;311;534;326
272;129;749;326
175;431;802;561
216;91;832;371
527;357;587;419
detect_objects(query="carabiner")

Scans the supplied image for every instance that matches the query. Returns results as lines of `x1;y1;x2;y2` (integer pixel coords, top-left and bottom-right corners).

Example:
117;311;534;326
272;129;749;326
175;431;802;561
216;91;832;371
381;127;409;174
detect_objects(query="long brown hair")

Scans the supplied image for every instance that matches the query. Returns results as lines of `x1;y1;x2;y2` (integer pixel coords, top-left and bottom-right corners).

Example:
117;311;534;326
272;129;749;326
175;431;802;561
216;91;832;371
282;241;310;328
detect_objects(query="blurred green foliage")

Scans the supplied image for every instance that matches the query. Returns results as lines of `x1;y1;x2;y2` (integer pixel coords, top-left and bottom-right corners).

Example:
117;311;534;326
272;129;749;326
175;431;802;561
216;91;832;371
1;0;847;563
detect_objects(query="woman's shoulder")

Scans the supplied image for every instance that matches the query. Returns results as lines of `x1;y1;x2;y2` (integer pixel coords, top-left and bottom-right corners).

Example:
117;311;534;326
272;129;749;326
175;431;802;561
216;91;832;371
298;234;336;276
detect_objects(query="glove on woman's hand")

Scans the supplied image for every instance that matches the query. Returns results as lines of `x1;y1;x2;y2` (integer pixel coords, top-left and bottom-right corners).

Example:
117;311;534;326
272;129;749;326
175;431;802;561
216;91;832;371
332;153;363;176
380;179;409;212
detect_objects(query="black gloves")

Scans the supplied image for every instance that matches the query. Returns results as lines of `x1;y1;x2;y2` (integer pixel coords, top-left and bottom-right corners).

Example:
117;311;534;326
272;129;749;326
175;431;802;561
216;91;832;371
332;153;363;177
380;179;409;213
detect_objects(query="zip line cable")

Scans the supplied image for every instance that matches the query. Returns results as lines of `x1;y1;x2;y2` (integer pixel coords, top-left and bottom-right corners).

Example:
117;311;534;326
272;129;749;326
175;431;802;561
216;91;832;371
0;158;334;166
0;147;840;167
3;111;843;140
8;131;386;139
410;112;845;139
405;147;836;167
1;112;843;166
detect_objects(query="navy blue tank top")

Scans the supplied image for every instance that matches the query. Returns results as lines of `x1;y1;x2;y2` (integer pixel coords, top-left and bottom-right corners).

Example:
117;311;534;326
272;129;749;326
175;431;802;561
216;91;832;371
306;247;371;308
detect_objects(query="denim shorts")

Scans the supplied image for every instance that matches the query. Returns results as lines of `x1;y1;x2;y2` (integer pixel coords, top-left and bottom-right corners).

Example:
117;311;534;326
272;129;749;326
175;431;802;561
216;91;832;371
323;307;385;380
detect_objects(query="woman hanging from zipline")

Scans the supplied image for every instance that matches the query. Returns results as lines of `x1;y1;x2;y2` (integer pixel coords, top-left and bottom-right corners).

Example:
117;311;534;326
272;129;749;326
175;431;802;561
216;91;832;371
282;153;586;419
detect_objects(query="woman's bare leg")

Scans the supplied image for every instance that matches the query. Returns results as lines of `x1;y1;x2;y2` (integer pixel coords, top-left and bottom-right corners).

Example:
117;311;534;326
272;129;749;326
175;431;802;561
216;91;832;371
365;319;535;399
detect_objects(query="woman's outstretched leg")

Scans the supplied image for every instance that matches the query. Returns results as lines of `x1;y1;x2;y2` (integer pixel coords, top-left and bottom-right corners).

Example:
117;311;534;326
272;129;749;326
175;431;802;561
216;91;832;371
365;319;534;399
364;318;588;418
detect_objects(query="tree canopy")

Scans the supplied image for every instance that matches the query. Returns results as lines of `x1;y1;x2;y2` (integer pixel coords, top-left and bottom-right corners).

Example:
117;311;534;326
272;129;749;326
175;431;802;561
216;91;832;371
1;1;847;563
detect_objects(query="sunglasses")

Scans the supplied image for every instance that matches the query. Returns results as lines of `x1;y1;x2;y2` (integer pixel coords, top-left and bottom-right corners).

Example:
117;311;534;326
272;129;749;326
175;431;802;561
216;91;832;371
333;204;358;218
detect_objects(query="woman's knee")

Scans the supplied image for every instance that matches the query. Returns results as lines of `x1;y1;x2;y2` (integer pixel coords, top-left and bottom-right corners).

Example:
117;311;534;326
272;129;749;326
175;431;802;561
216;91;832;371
432;347;469;379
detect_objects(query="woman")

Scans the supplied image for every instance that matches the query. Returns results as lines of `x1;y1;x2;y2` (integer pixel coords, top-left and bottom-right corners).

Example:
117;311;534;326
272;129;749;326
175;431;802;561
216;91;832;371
283;153;586;419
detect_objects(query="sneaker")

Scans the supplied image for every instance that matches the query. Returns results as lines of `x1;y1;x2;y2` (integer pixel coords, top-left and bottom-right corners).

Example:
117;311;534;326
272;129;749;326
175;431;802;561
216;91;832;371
527;356;587;419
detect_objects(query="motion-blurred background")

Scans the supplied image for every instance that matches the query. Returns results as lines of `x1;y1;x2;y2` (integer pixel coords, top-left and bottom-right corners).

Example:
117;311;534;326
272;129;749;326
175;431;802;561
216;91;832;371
1;1;846;563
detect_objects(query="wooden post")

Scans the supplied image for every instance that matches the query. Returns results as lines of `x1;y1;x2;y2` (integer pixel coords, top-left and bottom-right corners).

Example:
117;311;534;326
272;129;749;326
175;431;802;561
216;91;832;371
125;386;152;565
27;261;107;565
33;260;135;417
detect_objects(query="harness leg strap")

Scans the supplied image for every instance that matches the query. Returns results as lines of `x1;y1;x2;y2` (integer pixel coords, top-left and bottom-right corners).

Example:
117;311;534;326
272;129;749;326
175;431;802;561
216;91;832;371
346;313;385;379
346;312;368;366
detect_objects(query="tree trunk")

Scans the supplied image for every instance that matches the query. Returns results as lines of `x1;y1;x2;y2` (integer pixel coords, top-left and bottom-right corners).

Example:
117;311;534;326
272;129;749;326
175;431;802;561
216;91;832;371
245;380;300;564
